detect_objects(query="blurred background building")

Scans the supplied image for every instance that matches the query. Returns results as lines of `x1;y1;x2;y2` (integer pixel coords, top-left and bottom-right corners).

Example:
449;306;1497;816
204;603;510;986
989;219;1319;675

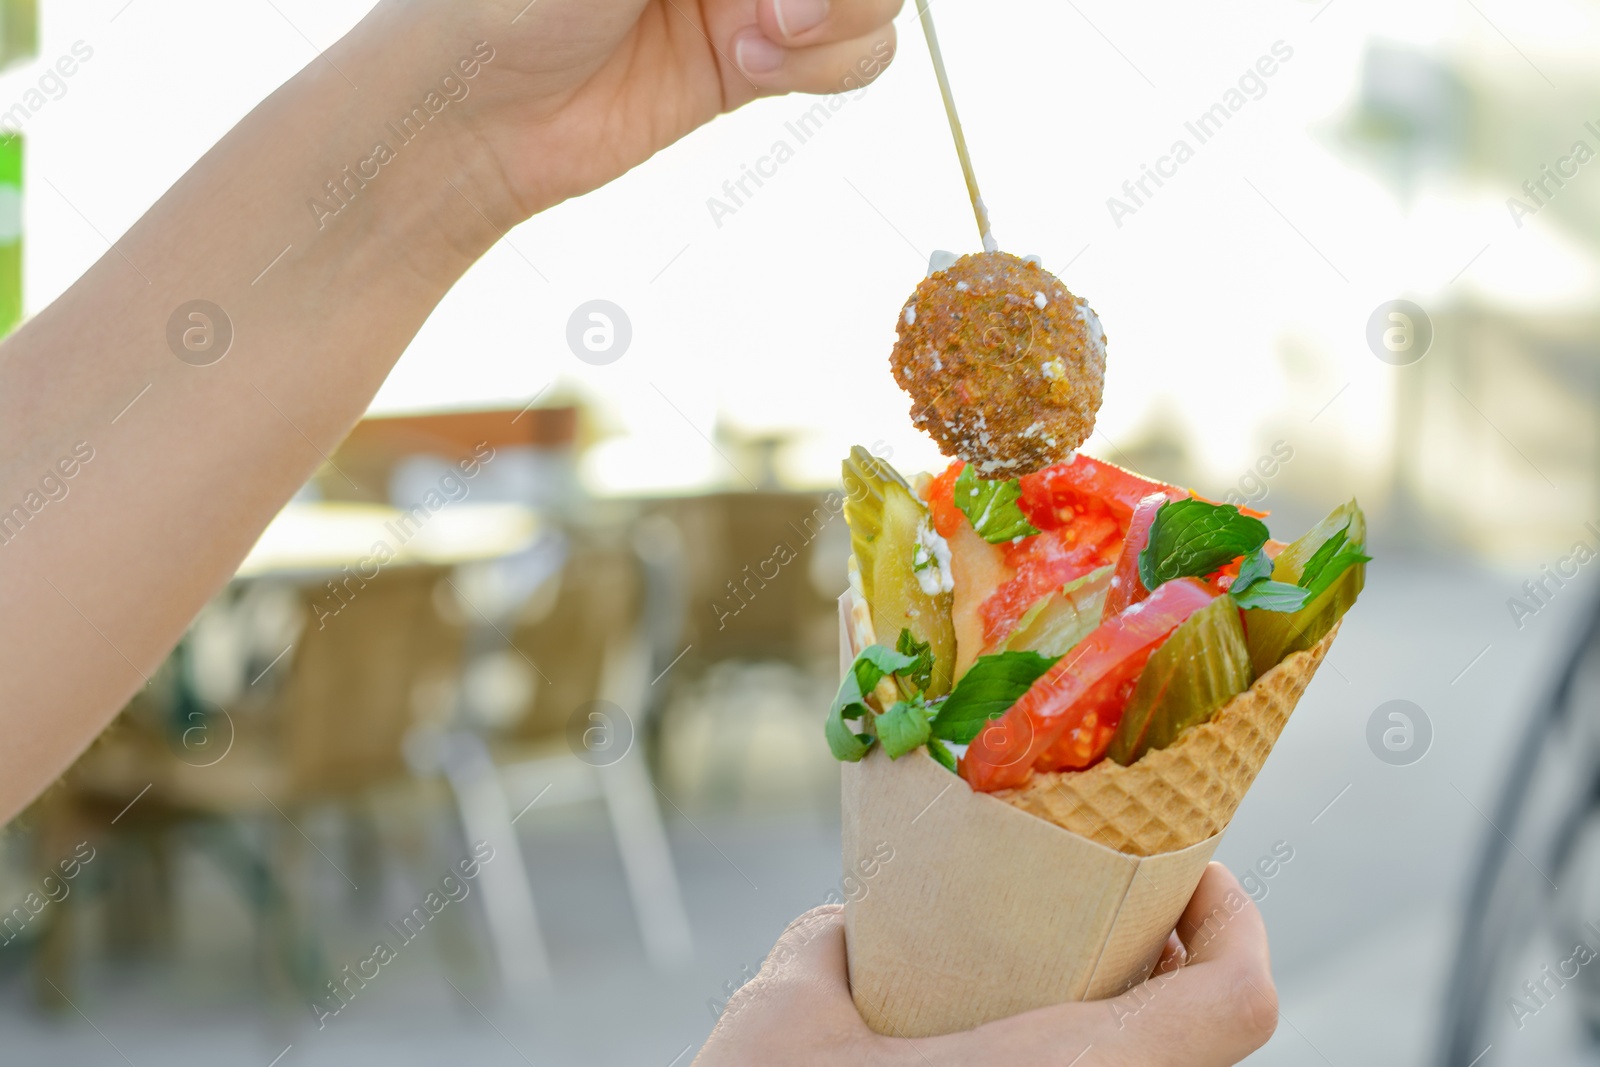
4;0;1600;1064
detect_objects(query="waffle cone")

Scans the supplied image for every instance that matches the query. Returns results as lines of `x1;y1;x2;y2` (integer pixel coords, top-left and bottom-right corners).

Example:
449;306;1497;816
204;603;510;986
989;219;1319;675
994;622;1341;857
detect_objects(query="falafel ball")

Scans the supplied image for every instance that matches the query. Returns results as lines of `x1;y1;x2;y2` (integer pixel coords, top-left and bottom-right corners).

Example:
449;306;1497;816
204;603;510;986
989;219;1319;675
890;251;1106;477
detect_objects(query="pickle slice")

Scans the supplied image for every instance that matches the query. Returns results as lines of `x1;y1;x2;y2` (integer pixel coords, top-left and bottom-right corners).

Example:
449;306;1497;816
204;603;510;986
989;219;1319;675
842;446;910;607
842;447;956;698
1271;499;1367;584
1109;594;1253;767
1243;499;1367;677
998;566;1113;658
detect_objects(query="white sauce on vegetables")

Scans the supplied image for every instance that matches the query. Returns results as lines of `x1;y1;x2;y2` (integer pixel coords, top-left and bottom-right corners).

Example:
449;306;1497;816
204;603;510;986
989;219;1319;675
912;518;955;595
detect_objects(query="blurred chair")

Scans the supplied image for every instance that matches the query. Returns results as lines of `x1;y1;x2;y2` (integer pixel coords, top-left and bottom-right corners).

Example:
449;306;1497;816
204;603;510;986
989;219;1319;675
633;491;846;810
415;526;694;981
53;564;467;1004
652;490;844;670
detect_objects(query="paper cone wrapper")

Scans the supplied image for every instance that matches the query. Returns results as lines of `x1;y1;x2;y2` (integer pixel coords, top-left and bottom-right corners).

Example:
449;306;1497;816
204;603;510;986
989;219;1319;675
838;592;1338;1037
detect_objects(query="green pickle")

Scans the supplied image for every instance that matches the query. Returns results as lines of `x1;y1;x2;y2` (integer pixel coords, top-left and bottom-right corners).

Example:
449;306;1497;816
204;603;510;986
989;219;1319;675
1108;595;1254;767
1243;499;1367;678
999;566;1113;658
842;447;956;698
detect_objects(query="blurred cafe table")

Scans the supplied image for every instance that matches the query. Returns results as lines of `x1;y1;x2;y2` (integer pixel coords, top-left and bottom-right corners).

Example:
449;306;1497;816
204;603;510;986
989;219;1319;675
235;500;543;578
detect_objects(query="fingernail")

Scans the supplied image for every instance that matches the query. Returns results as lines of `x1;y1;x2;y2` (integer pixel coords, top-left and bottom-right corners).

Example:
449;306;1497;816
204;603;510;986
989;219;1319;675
773;0;830;39
734;33;785;76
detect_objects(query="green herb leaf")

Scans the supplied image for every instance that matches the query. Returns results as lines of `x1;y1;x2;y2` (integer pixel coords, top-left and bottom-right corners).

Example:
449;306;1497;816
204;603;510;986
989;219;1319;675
1229;547;1311;610
1230;548;1274;596
1231;579;1311;611
1299;527;1347;583
895;628;935;695
1139;499;1270;591
1230;523;1369;615
954;464;1040;544
1243;500;1369;676
929;650;1059;744
877;697;934;759
925;737;958;774
825;644;919;762
1297;527;1372;601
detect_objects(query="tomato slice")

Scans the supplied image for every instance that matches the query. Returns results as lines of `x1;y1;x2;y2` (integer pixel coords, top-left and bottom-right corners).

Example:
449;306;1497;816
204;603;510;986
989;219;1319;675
984;454;1174;647
925;460;966;538
1018;454;1180;530
1101;490;1189;618
960;578;1221;792
926;454;1190;650
980;507;1122;644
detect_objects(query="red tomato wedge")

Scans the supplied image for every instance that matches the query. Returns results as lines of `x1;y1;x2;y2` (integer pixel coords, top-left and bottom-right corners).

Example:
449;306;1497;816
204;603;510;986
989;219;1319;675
960;578;1221;792
1102;490;1190;618
1017;454;1179;529
982;506;1122;644
925;460;967;538
928;455;1183;650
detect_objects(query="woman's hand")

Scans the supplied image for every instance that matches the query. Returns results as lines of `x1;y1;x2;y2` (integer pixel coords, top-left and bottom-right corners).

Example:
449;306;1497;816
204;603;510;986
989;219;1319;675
400;0;901;219
694;863;1279;1067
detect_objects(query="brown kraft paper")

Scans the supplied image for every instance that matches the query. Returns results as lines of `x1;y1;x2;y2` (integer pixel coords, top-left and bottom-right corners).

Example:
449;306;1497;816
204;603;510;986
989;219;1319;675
837;592;1219;1038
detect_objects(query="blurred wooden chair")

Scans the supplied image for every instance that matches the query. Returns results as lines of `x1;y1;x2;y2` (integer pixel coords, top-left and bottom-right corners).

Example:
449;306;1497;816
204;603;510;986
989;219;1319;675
50;564;467;1004
418;525;693;981
649;490;843;671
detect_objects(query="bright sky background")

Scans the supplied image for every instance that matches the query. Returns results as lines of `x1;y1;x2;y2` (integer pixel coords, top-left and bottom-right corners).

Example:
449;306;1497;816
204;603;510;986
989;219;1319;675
11;0;1598;501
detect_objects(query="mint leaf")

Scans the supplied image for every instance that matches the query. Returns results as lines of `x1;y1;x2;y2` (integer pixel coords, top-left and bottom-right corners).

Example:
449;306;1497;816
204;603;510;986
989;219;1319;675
1299;527;1347;583
1230;548;1274;596
1229;521;1370;613
1139;499;1269;591
929;650;1059;744
1230;547;1310;609
895;628;934;694
1298;527;1372;600
955;464;1040;544
925;737;958;774
877;697;934;759
1232;580;1310;611
825;644;919;762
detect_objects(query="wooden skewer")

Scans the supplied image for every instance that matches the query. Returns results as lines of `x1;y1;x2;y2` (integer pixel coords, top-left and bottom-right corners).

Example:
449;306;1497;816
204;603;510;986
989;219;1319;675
915;0;996;253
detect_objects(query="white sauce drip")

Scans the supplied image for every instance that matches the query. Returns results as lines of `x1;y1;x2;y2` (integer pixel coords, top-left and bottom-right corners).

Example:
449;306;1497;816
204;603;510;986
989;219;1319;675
912;519;955;595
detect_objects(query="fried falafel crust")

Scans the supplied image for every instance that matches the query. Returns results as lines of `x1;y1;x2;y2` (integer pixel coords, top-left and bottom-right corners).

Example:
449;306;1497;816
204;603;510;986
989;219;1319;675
890;251;1106;477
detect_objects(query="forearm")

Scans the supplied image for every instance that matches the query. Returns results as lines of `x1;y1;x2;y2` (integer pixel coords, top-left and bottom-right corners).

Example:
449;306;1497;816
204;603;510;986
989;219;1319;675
0;5;512;819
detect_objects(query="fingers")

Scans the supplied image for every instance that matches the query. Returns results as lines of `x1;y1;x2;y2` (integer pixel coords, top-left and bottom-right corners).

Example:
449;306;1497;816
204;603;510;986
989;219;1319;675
1176;863;1271;969
1153;930;1188;977
731;23;896;95
926;865;1278;1067
763;904;852;998
1100;863;1279;1064
696;906;884;1067
724;0;899;98
723;907;863;1035
755;0;904;48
